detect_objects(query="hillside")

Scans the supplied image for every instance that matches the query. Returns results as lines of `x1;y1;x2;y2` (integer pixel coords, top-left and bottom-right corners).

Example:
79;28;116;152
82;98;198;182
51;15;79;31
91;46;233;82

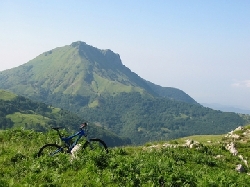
79;92;250;144
0;89;130;147
0;41;249;145
145;80;198;104
0;41;154;98
1;126;250;186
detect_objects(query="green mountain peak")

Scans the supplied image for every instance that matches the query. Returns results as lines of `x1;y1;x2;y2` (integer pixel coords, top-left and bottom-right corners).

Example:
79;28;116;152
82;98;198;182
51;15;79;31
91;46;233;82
0;41;156;98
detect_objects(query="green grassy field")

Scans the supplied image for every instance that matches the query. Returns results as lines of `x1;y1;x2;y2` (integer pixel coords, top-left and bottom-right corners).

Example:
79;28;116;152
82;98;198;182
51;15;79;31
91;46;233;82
177;134;224;145
1;127;250;186
6;112;50;127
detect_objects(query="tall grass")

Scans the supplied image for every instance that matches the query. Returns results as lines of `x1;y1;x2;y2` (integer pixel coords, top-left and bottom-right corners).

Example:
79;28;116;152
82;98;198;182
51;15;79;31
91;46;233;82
1;128;250;186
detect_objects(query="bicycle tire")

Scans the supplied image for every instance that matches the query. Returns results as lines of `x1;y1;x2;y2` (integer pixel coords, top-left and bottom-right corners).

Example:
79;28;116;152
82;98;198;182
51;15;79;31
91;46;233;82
82;138;108;153
37;144;63;157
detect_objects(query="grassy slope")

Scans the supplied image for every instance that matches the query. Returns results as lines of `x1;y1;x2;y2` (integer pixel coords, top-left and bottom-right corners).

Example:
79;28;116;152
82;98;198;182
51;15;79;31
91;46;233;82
1;43;145;98
177;134;224;145
6;112;50;128
0;90;17;100
1;126;250;186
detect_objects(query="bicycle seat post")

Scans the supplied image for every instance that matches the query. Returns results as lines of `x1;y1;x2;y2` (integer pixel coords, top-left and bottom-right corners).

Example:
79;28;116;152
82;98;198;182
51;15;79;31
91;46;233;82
52;127;63;139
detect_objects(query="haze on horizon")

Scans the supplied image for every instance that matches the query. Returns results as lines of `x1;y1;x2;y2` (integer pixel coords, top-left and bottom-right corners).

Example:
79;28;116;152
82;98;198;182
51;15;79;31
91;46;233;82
1;1;250;109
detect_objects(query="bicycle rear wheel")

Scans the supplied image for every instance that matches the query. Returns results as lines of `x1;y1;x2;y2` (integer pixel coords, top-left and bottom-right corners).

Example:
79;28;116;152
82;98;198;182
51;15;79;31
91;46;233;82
37;144;63;157
82;138;108;154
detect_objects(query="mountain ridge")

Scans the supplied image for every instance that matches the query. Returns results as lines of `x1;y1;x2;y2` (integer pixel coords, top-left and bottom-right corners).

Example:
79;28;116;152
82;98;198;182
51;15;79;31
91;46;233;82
0;41;195;104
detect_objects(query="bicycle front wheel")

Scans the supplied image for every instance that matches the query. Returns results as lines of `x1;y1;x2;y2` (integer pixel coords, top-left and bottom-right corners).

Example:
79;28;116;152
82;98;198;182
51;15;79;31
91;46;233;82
83;138;108;154
37;144;63;157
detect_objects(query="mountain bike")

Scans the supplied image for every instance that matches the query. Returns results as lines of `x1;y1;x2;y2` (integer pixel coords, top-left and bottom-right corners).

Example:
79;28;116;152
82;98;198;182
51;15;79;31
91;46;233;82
37;122;108;157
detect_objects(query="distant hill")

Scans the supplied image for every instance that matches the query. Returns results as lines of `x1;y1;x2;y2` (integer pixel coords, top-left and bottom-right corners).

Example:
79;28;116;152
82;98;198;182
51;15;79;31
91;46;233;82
202;103;250;114
0;41;249;144
79;92;250;144
0;89;131;147
145;81;197;104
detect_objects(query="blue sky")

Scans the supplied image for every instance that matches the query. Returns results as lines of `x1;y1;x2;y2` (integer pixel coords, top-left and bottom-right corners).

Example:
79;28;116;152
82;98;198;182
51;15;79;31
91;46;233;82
1;1;250;108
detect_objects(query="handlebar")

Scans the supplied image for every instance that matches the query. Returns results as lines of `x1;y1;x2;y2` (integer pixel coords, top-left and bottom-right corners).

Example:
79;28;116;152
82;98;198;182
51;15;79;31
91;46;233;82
80;122;88;129
51;123;88;139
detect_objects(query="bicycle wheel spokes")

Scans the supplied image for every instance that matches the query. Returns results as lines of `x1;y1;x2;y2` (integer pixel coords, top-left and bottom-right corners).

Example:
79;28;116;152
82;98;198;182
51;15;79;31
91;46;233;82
83;138;108;154
38;144;63;157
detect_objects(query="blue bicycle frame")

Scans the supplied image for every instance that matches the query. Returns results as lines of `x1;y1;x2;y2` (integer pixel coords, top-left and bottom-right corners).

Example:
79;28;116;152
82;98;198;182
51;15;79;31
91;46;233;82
60;128;89;152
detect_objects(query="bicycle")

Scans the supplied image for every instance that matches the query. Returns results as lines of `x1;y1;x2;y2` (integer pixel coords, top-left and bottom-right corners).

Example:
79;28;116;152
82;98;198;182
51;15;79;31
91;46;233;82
37;122;108;157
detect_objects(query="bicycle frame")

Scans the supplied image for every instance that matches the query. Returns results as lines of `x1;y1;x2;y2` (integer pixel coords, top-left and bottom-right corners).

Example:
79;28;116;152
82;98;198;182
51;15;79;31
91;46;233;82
55;127;90;152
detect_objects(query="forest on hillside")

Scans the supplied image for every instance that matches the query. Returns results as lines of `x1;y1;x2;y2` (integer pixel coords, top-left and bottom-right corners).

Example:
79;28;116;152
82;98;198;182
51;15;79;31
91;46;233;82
0;94;131;147
37;91;250;144
1;90;249;145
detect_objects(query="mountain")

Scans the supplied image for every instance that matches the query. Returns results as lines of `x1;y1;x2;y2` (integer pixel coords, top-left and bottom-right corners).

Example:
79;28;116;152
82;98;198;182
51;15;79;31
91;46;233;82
0;89;131;147
0;41;195;104
0;41;249;144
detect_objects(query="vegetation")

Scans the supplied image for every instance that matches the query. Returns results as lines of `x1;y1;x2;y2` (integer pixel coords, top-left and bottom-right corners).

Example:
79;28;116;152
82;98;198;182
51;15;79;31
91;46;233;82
79;92;250;144
0;90;17;101
0;90;131;147
5;90;247;145
1;127;250;186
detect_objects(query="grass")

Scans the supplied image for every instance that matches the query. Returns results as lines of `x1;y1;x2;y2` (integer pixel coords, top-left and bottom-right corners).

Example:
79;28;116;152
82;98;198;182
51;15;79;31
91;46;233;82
6;112;50;127
1;127;250;186
92;73;144;95
178;134;224;145
0;90;17;101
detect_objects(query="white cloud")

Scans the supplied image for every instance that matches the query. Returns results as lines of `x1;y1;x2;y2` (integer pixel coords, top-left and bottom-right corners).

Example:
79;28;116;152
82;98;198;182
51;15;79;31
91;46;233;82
232;80;250;88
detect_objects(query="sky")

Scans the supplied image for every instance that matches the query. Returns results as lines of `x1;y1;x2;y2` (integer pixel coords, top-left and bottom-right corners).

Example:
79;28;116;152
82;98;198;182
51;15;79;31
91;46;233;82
1;1;250;109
